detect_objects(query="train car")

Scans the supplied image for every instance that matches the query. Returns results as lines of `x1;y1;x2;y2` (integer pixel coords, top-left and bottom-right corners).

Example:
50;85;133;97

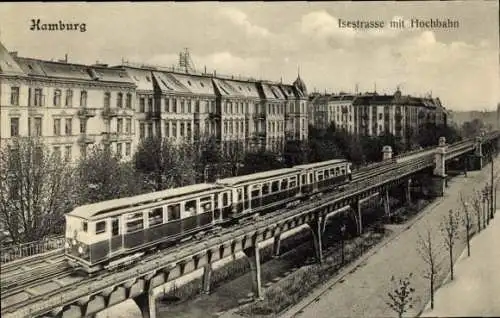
294;159;352;195
65;183;225;273
216;167;302;217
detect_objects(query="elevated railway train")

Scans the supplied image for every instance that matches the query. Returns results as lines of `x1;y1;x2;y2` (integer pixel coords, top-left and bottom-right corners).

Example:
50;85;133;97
65;159;352;273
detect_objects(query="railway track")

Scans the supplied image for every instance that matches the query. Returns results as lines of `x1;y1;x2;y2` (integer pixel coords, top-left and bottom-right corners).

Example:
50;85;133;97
3;157;434;317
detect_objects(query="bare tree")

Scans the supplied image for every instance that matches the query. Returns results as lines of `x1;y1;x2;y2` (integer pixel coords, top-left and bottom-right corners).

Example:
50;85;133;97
0;138;75;244
386;273;415;318
416;227;440;310
225;140;245;177
471;190;482;233
440;209;460;281
459;193;473;257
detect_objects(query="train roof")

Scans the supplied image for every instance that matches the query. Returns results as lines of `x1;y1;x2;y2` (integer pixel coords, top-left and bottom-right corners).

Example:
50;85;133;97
68;183;221;220
294;159;348;169
216;168;300;186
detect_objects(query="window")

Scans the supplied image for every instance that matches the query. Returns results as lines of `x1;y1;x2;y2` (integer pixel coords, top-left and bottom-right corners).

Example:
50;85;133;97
167;204;180;221
147;123;153;138
95;221;106;234
80;91;87;107
10;87;19;106
125;213;144;233
125;118;131;134
139;98;145;112
165;121;170;137
53;89;61;107
125;143;131;156
117;93;123;108
149;208;163;227
195;100;200;113
126;93;132;109
34;118;42;136
82;221;88;232
180;123;185;137
65;118;72;135
186;123;191;138
172;98;177;113
180;99;185;113
139;123;145;139
53;118;61;136
80;119;87;134
148;98;153;112
184;200;197;217
262;183;270;195
289;177;297;188
10;118;19;137
34;88;43;107
65;146;72;162
117;118;123;133
172;123;177;137
116;143;122;156
187;100;191;113
222;193;229;206
378;113;383;120
200;197;212;213
104;92;111;108
272;180;280;192
281;179;288;190
65;89;73;107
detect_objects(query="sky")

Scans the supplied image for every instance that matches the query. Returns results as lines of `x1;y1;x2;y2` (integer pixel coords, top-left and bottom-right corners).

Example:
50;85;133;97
0;2;498;111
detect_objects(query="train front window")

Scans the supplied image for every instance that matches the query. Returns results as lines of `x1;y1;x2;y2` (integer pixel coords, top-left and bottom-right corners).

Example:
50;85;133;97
184;200;197;217
167;204;181;221
149;207;163;227
95;221;106;234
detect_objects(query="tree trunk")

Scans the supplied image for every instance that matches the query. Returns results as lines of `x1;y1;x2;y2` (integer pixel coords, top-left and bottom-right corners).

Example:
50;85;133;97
466;229;470;257
449;248;454;280
430;276;434;309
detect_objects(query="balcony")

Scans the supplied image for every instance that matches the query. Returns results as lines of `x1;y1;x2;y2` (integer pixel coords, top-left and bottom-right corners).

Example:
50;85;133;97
102;132;118;144
77;134;96;145
77;108;97;118
253;112;266;120
145;110;161;120
102;107;119;119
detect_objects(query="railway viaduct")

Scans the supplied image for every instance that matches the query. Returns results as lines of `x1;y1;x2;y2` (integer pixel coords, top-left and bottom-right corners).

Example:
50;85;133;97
2;132;499;318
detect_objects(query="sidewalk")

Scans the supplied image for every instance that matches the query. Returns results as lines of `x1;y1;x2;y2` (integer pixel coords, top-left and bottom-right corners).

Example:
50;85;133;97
420;210;500;317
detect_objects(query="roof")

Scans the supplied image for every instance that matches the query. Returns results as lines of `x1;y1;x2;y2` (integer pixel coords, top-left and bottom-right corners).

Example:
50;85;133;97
153;71;191;94
169;72;216;96
120;67;155;91
294;159;348;169
212;78;244;98
259;83;287;100
216;168;300;186
0;43;25;75
68;183;221;220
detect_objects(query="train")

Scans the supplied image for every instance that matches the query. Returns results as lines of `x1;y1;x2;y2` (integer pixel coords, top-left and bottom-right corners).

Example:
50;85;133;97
65;159;352;273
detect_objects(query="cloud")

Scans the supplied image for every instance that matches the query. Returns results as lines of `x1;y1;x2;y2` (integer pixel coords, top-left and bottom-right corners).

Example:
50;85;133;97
219;8;270;38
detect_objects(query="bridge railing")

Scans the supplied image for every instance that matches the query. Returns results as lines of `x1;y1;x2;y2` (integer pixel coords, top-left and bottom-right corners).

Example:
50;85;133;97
0;236;65;265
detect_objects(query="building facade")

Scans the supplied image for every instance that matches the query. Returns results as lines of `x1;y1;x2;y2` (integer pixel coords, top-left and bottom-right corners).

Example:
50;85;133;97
310;89;448;141
0;44;309;162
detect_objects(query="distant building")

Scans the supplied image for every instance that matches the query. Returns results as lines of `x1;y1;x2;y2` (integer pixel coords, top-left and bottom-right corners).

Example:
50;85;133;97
309;89;448;142
0;43;309;161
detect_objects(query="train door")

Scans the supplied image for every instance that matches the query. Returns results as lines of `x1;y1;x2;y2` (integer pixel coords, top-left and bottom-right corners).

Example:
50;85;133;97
243;186;250;211
109;217;122;253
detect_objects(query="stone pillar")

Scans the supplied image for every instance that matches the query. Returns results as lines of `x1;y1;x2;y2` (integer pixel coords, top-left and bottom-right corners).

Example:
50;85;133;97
133;293;155;318
308;216;324;264
406;178;412;205
244;245;263;300
272;234;281;258
384;189;391;216
382;145;393;161
202;264;212;295
431;137;448;197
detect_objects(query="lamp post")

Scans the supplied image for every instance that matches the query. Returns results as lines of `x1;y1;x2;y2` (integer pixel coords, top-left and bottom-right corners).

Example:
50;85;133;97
482;188;488;227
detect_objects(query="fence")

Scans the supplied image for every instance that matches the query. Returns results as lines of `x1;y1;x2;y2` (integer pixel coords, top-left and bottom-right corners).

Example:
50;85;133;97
0;235;65;265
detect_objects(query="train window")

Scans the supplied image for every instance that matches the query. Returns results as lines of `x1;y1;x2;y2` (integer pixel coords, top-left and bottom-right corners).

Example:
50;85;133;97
281;179;288;190
271;181;280;192
126;219;144;233
214;193;219;209
82;221;88;232
317;171;324;181
289;178;297;188
301;175;306;184
335;167;340;174
95;221;106;234
200;197;212;213
222;193;229;206
324;170;330;178
149;208;163;227
330;168;335;176
341;168;345;175
127;212;143;220
184;200;197;217
262;183;270;195
251;186;260;198
167;204;181;221
237;189;243;201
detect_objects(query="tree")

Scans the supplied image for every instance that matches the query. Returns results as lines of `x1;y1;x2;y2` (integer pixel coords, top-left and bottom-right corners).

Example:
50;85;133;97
225;141;245;177
0;138;74;244
440;209;460;281
284;139;309;166
416;227;440;310
461;118;485;138
196;135;223;182
386;273;415;318
459;193;473;257
76;145;144;205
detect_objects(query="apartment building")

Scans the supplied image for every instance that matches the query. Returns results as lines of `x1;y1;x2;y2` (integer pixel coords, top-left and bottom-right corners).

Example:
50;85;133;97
1;44;309;161
310;89;448;141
